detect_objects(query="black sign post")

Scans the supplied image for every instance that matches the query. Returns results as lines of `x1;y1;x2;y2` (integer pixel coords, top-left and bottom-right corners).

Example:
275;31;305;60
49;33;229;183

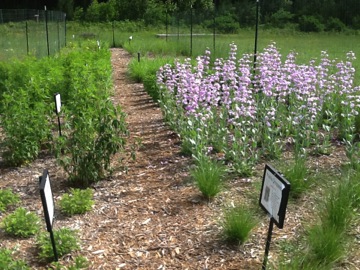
39;169;58;262
259;164;290;270
54;93;62;137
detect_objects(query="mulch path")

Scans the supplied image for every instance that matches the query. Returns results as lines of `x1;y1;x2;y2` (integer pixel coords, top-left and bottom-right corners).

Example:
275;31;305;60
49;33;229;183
1;48;359;269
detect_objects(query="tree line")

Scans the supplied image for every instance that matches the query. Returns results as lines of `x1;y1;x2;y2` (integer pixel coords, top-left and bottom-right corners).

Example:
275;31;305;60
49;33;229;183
1;0;359;32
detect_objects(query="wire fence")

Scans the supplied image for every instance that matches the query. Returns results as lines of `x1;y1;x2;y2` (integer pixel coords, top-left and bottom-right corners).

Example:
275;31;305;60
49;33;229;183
0;9;66;60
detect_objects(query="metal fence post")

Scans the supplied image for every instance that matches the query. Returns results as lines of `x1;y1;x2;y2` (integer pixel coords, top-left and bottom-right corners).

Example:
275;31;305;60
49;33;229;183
45;6;50;56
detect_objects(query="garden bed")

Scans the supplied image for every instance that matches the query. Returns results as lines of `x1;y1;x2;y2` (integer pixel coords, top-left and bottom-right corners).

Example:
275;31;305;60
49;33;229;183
0;48;359;269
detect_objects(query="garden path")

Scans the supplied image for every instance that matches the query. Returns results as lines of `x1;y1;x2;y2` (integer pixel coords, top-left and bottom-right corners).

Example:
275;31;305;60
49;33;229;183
78;48;263;269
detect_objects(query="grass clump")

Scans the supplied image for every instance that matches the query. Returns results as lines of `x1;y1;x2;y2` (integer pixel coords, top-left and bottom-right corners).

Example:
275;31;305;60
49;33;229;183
282;157;310;199
37;228;80;262
0;188;20;212
222;205;257;245
59;188;94;216
0;248;30;270
1;207;40;237
191;156;225;199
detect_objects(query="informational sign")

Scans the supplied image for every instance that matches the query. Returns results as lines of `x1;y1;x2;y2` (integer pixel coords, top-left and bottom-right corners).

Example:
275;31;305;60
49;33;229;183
259;164;290;229
39;169;55;232
54;93;61;114
39;169;58;261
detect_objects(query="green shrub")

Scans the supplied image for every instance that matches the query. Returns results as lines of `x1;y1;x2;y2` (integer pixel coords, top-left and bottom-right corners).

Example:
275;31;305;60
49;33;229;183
2;207;40;237
325;17;346;32
270;8;294;28
59;188;94;215
0;188;20;212
37;228;80;262
212;14;239;33
222;205;257;244
191;156;225;199
299;15;325;32
56;45;129;187
0;248;30;270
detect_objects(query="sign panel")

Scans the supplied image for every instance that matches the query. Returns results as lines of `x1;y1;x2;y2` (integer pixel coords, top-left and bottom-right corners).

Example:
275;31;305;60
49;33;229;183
54;93;61;114
39;169;55;232
259;164;290;229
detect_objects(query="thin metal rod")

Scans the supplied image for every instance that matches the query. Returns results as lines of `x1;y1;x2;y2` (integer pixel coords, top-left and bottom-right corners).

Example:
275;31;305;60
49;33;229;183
253;0;260;71
49;229;59;262
262;218;274;270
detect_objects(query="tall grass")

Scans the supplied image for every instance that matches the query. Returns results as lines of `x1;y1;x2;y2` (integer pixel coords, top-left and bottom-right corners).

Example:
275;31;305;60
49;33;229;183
190;156;225;199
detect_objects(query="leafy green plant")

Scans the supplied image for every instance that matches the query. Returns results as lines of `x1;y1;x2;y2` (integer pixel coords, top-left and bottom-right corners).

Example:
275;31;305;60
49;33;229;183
0;248;30;270
222;205;257;245
0;188;20;212
59;188;94;215
191;156;225;199
50;256;89;270
1;207;40;237
56;45;129;187
37;228;80;262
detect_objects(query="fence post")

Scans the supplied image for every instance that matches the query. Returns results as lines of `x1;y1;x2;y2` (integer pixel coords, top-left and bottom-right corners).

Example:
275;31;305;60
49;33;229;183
45;6;50;56
112;21;115;47
57;20;60;53
64;13;67;46
190;5;193;56
26;21;29;55
213;8;216;56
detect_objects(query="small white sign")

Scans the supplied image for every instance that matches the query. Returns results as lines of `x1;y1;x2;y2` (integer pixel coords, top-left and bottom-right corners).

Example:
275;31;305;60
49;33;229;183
259;164;290;229
260;169;285;224
40;170;55;231
54;93;61;114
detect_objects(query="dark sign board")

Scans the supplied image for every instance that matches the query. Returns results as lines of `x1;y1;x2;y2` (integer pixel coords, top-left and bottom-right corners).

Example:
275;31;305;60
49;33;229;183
259;164;290;229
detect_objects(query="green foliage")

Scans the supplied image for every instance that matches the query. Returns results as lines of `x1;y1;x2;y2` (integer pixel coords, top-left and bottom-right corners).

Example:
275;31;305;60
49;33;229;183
128;57;173;102
55;43;128;187
50;256;89;270
213;14;239;33
0;58;55;166
282;157;310;199
320;177;354;232
222;205;257;245
37;228;80;262
59;188;94;215
270;8;294;28
306;224;346;268
0;248;30;270
1;207;40;238
325;17;346;32
299;15;325;32
0;188;20;212
191;156;225;199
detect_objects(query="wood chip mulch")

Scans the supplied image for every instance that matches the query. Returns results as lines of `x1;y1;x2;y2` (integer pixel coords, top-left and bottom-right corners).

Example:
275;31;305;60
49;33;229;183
1;48;360;269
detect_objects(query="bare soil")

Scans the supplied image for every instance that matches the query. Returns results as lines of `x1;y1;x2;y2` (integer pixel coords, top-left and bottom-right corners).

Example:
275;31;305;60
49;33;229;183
1;48;360;269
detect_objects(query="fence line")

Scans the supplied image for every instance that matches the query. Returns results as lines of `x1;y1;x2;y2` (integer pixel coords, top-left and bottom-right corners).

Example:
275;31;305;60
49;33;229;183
0;9;66;60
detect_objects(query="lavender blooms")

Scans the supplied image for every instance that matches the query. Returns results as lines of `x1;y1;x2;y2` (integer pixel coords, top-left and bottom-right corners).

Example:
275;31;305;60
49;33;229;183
157;43;360;175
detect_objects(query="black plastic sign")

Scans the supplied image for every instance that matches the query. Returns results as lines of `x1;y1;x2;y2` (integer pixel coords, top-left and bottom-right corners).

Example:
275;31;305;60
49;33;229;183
259;164;290;229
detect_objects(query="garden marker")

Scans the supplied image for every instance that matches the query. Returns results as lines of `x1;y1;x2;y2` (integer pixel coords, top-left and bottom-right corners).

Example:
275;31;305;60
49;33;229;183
54;93;62;137
259;164;290;270
39;169;58;262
